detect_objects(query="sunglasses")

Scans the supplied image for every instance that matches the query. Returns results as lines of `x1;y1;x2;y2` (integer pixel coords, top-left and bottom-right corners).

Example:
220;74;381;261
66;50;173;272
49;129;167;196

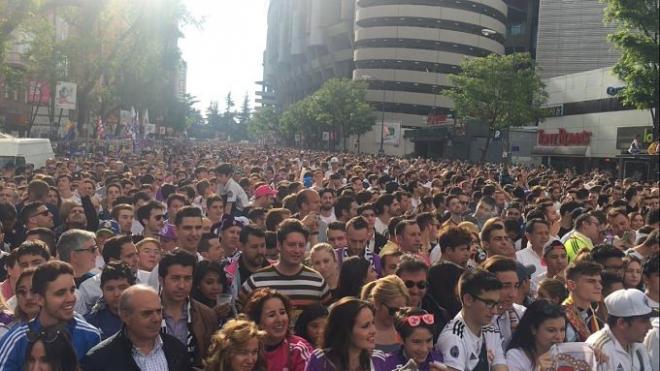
384;304;401;317
27;326;65;343
404;280;427;290
74;246;98;254
406;314;435;327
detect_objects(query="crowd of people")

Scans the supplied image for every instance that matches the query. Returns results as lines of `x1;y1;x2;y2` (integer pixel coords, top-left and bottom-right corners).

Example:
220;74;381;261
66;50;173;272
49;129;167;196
0;141;658;371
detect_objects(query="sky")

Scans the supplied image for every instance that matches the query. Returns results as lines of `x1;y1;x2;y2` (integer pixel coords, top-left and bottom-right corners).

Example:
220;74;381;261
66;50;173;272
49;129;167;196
179;0;269;113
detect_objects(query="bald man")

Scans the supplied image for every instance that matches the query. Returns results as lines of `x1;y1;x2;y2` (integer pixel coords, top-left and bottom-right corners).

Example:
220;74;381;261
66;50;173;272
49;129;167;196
81;285;191;371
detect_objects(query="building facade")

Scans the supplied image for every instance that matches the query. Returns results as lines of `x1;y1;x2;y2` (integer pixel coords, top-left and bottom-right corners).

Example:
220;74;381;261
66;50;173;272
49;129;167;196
532;67;654;173
535;0;619;79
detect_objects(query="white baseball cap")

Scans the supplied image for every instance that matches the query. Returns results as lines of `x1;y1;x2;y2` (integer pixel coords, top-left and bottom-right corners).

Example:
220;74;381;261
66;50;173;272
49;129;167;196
604;289;653;317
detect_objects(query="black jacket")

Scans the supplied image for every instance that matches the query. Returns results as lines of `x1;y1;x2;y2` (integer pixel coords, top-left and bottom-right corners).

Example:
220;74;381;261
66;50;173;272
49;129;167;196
81;328;191;371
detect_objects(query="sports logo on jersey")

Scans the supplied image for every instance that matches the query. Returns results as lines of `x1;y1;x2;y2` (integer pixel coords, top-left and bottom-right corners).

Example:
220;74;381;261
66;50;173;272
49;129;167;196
470;353;477;360
450;346;459;358
616;363;624;371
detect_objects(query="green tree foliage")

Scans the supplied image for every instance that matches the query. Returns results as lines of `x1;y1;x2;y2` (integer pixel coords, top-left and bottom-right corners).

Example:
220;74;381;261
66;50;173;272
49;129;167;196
164;93;198;132
206;101;221;131
603;0;659;136
268;78;375;149
247;105;279;142
447;53;547;162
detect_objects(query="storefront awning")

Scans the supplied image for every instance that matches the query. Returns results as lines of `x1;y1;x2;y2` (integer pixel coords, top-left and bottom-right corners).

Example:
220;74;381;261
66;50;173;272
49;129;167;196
532;146;588;156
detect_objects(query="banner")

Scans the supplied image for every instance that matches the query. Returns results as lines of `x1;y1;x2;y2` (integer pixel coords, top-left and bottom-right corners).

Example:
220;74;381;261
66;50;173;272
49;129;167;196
381;122;401;145
27;80;51;104
55;81;77;110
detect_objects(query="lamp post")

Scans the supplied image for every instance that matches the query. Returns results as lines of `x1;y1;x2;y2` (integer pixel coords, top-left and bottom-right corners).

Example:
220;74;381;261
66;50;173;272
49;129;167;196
360;74;386;155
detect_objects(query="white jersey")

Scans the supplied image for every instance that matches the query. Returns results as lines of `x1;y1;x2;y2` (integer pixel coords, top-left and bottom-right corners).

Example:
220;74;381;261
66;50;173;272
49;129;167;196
586;325;652;371
491;303;527;349
505;348;533;371
644;317;659;371
436;312;506;371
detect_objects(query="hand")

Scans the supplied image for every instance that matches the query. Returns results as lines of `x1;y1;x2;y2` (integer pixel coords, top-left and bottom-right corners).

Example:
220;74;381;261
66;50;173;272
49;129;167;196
430;362;450;371
592;346;609;364
214;303;231;318
535;351;555;371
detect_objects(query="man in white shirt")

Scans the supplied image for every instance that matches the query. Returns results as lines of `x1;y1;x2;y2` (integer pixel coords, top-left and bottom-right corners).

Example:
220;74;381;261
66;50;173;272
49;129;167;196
215;163;249;215
318;188;337;224
374;194;401;235
532;239;569;287
516;218;550;279
642;255;659;310
586;289;653;371
436;270;507;371
481;256;526;348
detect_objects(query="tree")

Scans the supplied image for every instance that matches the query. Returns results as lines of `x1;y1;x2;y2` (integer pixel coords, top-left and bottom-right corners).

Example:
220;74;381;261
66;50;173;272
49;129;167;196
247;105;279;142
206;101;221;131
603;0;659;137
220;92;236;137
280;96;321;146
314;78;376;150
233;93;250;140
447;53;547;162
163;93;198;132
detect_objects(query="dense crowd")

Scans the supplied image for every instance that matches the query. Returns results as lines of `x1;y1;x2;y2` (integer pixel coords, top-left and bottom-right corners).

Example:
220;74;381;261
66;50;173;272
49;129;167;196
0;141;658;371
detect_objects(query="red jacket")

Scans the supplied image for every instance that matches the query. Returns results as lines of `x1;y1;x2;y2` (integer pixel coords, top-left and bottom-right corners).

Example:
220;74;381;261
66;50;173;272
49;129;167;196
265;335;312;371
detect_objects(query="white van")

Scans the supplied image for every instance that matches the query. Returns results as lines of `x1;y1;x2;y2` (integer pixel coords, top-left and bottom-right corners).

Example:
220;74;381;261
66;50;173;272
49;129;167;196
0;135;55;169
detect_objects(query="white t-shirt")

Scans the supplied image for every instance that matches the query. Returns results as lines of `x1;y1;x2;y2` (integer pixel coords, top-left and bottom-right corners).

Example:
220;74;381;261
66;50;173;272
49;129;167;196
644;317;659;371
505;348;533;371
516;246;546;279
374;217;388;236
586;325;652;371
491;303;527;349
436;312;506;370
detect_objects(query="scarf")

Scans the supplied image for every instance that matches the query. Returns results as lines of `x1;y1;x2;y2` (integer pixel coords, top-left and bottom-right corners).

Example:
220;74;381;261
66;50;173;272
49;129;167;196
160;298;196;364
562;296;600;342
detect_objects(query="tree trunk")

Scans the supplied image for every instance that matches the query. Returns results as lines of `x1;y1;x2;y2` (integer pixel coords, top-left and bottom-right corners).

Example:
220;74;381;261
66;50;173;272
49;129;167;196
480;129;493;163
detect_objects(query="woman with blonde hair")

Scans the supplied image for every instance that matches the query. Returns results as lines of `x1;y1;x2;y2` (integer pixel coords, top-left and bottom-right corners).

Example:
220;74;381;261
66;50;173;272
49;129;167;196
309;243;339;296
360;275;410;353
205;315;268;371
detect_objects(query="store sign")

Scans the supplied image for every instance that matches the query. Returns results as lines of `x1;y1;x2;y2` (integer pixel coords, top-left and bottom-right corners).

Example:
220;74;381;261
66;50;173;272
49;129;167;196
538;129;592;146
542;105;564;117
616;126;653;150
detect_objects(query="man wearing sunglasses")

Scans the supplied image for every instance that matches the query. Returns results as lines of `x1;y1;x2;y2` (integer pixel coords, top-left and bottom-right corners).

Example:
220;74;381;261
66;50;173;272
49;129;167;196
436;270;507;371
136;201;165;239
396;255;450;341
56;229;99;288
20;202;54;232
0;261;101;371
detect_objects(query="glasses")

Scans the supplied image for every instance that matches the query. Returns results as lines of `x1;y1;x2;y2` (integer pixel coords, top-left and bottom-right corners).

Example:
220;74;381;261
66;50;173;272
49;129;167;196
406;314;435;327
472;295;500;310
384;304;401;317
404;280;427;290
75;246;98;254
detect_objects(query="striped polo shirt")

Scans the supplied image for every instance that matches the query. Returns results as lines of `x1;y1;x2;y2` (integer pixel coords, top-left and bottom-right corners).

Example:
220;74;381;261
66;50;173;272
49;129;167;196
239;265;331;311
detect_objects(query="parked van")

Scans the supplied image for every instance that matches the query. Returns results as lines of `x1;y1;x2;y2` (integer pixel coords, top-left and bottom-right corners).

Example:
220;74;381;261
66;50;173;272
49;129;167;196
0;136;55;169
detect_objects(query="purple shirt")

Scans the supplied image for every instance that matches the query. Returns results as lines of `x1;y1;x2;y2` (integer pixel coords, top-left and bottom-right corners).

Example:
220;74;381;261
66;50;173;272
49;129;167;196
382;349;444;371
305;348;388;371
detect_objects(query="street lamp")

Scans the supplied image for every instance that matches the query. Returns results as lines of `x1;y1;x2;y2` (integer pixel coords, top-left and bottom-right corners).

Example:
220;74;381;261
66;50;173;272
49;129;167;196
360;74;386;155
481;28;496;37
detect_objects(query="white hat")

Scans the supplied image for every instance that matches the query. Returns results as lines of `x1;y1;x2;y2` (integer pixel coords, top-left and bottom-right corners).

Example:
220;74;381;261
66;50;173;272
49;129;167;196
330;157;339;163
604;289;653;317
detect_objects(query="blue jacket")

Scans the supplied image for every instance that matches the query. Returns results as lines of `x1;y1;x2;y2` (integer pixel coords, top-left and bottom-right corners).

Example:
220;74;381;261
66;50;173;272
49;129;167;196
0;315;101;371
84;302;122;340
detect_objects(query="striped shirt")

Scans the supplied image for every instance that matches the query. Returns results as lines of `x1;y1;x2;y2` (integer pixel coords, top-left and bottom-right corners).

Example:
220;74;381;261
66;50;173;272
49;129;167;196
239;265;331;311
132;335;168;371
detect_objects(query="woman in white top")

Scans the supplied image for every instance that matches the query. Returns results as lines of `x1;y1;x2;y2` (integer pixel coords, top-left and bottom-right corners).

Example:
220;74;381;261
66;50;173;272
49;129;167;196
505;299;566;371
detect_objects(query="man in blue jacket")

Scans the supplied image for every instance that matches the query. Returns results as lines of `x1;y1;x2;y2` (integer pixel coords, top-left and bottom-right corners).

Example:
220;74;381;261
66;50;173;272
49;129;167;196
0;261;101;370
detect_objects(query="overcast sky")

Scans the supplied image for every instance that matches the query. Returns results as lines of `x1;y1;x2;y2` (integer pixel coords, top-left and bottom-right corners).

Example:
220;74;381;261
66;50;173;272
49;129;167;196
180;0;269;113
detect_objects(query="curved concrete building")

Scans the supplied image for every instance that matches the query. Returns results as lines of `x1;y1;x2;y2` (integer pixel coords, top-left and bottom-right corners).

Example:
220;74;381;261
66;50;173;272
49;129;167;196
353;0;508;129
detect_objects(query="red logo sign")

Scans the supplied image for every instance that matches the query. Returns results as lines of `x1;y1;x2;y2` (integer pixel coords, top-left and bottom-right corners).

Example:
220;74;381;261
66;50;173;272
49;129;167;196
538;129;592;146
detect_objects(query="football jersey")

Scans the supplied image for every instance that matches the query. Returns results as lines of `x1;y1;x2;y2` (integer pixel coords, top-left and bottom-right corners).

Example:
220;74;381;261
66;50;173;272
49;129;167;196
436;312;506;370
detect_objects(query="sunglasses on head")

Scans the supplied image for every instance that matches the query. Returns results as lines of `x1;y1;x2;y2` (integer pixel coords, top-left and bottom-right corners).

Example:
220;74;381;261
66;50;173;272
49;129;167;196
404;280;427;289
406;314;435;327
27;326;66;343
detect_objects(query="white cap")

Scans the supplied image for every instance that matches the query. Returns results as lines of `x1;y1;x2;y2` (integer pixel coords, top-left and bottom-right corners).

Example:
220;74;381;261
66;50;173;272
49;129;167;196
330;157;339;163
604;289;653;317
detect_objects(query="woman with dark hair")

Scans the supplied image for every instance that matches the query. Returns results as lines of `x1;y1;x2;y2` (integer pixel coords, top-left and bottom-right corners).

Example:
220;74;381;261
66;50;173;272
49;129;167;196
192;260;228;308
305;297;386;371
5;268;39;332
334;257;377;300
293;304;328;348
25;327;81;371
242;288;312;371
383;308;447;371
505;299;566;371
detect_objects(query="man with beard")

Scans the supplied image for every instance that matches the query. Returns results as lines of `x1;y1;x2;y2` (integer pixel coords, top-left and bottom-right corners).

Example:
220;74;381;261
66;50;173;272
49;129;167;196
374;194;401;236
225;225;269;299
318;188;337;224
0;261;101;370
55;202;88;237
136;201;165;239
